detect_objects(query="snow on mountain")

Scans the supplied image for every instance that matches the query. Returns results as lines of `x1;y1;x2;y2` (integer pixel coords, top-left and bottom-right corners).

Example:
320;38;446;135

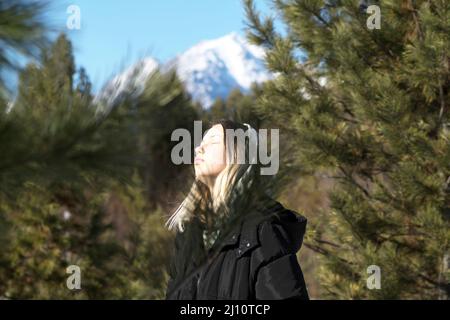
164;32;272;108
113;57;159;92
99;32;272;109
97;57;159;106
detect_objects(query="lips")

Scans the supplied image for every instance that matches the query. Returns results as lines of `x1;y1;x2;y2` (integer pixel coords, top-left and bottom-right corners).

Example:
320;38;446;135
194;157;204;164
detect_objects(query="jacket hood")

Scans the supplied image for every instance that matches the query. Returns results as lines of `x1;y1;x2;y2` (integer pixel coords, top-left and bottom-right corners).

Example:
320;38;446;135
219;198;307;257
264;200;307;253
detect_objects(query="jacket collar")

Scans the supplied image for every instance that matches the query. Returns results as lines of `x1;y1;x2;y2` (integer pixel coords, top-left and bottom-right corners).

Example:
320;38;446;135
213;197;282;258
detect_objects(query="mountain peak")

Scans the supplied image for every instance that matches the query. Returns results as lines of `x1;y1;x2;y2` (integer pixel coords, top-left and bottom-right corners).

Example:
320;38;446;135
101;33;271;109
167;32;271;108
97;57;159;106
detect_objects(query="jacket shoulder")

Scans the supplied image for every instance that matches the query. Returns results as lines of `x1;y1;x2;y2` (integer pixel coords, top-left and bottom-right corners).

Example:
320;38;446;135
255;201;307;262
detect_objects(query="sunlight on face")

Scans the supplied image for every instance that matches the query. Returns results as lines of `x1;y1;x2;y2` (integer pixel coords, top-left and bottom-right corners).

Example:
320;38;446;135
194;124;226;182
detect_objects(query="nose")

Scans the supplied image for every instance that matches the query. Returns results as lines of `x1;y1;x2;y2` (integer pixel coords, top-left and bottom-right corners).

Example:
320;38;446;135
195;144;203;156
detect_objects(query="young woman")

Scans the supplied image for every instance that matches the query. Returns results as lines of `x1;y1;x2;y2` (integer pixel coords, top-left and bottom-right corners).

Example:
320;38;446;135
165;119;309;300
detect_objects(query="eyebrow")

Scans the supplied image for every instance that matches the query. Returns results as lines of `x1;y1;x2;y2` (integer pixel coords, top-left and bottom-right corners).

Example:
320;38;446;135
204;133;221;139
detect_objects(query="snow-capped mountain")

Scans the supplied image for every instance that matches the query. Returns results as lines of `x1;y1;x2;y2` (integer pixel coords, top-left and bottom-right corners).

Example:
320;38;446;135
164;32;272;108
98;57;159;106
99;32;272;109
111;57;159;94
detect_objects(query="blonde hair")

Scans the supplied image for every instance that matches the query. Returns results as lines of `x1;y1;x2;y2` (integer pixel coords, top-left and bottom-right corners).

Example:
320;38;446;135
165;121;258;232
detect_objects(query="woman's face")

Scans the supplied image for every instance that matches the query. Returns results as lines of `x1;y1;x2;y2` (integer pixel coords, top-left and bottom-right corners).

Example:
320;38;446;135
194;124;227;183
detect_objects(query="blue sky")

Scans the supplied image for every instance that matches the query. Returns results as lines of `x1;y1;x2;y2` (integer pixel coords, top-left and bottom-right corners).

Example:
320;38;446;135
45;0;274;91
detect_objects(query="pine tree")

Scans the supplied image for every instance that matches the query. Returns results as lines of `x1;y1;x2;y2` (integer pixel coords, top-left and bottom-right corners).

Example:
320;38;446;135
0;31;140;298
16;33;75;110
3;33;140;197
106;172;174;299
203;86;264;128
0;181;131;299
1;6;197;296
245;0;450;299
0;0;49;98
130;69;199;209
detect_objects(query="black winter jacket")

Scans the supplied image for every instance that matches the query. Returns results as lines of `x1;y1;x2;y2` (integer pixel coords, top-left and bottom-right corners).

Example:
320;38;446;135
165;198;309;300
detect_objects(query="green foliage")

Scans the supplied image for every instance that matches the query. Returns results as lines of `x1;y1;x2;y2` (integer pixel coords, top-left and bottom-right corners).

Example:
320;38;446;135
108;172;174;299
0;182;129;299
0;0;49;98
202;86;264;129
0;33;141;198
245;0;450;299
131;69;199;207
0;9;194;297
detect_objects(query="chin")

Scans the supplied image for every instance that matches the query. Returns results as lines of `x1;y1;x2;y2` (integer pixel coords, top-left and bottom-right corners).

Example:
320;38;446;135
195;174;213;186
195;172;207;180
194;171;205;181
194;166;209;179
